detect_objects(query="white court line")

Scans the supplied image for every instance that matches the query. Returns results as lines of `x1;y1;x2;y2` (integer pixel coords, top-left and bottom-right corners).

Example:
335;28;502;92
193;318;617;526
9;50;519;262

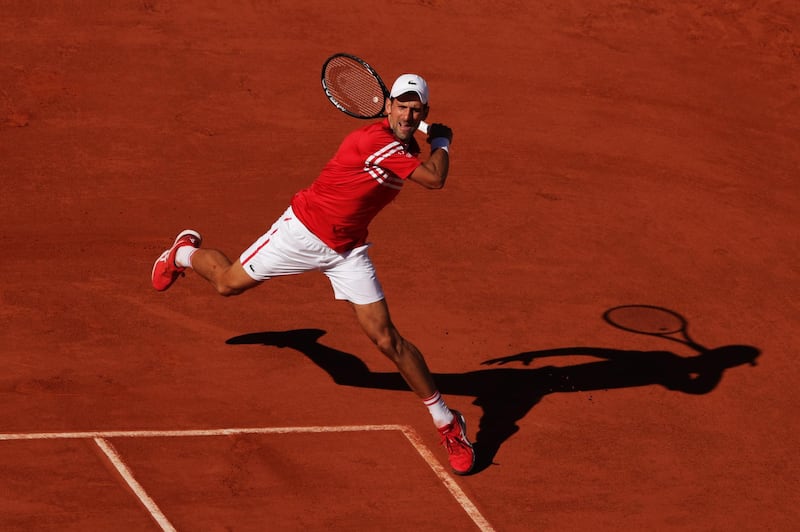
0;426;494;532
93;437;177;532
0;425;406;440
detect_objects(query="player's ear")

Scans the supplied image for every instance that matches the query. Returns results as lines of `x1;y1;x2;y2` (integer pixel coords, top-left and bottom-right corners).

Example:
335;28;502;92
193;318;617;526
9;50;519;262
421;104;429;121
384;97;393;115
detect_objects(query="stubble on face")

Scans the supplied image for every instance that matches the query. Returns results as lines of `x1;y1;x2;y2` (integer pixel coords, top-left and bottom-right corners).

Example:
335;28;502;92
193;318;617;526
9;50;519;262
386;96;427;141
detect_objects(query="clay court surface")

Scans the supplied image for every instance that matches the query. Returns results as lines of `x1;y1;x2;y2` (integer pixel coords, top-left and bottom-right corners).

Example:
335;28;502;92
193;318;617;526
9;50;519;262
1;1;798;530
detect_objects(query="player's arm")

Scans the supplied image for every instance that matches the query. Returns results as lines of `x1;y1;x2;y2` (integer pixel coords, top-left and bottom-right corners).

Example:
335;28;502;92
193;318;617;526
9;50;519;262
408;123;452;190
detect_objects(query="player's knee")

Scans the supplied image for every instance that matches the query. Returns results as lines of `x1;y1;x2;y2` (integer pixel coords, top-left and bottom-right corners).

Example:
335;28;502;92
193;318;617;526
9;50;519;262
216;283;244;297
213;268;252;297
373;332;403;361
374;336;395;356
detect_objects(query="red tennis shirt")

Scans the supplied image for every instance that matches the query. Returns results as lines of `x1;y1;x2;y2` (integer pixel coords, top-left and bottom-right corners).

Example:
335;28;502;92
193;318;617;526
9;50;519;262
291;119;422;252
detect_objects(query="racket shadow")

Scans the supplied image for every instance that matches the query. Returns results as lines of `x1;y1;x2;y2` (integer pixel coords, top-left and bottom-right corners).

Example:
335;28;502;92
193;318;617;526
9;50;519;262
226;327;760;475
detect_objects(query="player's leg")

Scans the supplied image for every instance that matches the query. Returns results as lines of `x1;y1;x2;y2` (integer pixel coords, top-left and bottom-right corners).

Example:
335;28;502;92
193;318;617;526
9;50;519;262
351;299;475;475
322;247;474;473
152;207;318;296
350;299;436;397
186;251;260;296
151;229;260;295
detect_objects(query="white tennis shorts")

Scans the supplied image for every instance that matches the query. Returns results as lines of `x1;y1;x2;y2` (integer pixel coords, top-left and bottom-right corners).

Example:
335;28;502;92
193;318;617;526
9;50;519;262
239;206;385;305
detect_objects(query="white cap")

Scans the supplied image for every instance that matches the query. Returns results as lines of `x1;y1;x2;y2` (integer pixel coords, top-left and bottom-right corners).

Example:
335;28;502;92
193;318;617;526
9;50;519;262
390;74;429;104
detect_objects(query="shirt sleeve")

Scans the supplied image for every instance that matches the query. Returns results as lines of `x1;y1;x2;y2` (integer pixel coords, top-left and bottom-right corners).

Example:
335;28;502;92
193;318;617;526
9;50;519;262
381;148;422;179
363;131;422;180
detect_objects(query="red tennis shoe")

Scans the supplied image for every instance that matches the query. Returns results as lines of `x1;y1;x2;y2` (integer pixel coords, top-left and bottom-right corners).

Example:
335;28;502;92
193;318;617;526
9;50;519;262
151;230;202;291
438;410;475;475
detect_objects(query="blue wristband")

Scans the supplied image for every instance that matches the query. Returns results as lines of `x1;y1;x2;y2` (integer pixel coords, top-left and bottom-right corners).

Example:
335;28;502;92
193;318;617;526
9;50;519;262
431;137;450;153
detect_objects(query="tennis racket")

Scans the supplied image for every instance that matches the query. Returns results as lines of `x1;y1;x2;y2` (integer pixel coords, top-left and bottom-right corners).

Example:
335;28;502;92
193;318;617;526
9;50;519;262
321;53;429;134
603;305;707;352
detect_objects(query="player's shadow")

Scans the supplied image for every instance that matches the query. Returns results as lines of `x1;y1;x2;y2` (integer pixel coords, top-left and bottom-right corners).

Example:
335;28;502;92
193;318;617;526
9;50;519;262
226;329;759;474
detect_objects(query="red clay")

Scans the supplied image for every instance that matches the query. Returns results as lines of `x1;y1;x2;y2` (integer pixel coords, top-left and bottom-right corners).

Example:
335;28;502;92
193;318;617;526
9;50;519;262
1;1;798;530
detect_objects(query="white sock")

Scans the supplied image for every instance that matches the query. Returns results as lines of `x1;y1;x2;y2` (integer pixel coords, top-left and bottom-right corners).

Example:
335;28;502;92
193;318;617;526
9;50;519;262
423;391;455;429
175;246;198;268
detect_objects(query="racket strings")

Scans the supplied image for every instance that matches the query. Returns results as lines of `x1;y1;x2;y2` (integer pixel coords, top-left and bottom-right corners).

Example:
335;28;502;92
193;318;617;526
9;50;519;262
323;57;385;118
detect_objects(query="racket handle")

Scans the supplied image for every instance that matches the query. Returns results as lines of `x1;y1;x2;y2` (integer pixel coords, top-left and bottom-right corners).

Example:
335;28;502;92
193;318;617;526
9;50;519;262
418;121;429;134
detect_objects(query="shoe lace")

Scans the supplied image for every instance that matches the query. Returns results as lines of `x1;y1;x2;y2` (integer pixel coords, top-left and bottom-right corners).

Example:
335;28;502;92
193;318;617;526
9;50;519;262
440;426;469;454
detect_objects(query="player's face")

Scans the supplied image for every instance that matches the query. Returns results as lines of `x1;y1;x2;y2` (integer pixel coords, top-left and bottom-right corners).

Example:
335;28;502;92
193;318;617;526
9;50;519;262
386;95;428;141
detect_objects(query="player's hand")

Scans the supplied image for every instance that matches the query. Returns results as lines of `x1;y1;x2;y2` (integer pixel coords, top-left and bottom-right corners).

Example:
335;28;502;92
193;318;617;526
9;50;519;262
427;123;453;144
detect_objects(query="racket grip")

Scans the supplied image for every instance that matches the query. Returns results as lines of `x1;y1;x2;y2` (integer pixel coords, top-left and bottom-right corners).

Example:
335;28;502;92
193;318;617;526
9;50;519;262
418;121;429;134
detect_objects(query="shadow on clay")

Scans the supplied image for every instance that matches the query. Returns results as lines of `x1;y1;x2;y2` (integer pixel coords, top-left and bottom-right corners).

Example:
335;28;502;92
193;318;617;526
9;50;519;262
225;307;760;475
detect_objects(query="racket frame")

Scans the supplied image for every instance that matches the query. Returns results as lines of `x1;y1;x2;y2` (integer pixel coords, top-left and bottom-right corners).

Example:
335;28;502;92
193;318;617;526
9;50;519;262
321;52;430;134
321;53;389;120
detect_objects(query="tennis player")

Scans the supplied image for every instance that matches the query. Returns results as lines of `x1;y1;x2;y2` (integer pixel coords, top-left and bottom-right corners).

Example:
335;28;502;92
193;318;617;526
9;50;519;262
151;74;475;475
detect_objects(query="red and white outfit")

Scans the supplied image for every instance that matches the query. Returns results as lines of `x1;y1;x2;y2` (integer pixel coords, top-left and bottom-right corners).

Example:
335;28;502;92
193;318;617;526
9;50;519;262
239;119;422;304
